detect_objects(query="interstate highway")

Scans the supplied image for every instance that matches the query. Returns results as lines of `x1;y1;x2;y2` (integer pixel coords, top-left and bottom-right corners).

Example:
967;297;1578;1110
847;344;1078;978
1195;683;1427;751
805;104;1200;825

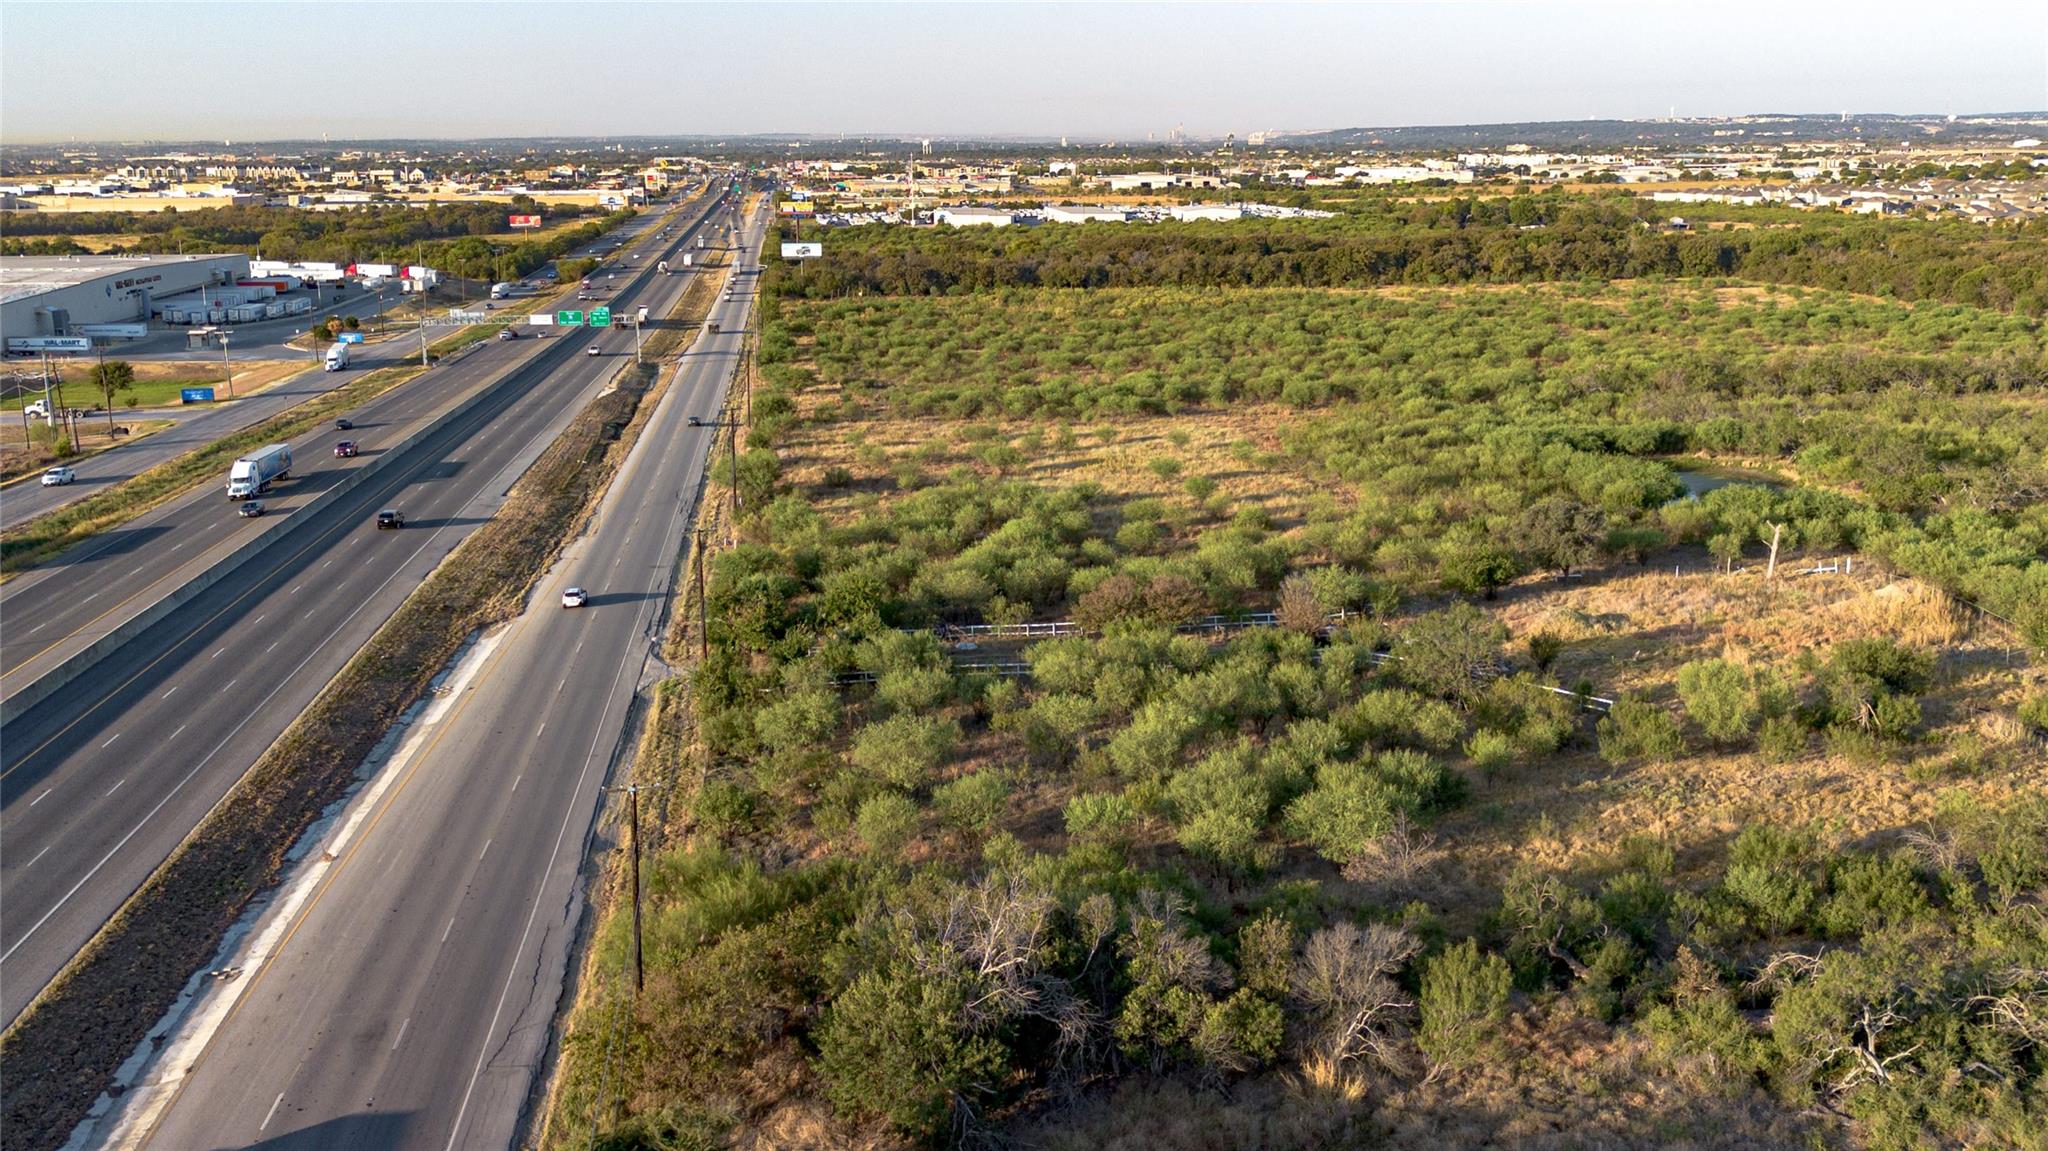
0;192;684;531
130;196;771;1151
0;183;703;697
0;185;735;1026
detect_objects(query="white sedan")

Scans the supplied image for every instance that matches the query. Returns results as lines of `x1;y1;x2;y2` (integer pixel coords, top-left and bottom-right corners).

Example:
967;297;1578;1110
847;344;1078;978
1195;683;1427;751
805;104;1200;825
586;345;603;356
561;587;588;609
40;466;76;487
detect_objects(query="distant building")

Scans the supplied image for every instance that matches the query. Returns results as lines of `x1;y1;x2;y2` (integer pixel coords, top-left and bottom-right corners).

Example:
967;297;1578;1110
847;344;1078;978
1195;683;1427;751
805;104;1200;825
1043;205;1129;224
1169;204;1246;222
1099;172;1226;192
934;207;1015;227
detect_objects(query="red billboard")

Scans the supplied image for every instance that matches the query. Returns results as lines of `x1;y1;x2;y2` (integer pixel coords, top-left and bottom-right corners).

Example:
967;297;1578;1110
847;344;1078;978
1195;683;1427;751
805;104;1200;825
508;214;542;229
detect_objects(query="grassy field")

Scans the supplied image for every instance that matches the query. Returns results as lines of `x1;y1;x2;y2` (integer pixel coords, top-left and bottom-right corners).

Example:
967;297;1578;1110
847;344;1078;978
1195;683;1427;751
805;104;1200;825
0;359;311;412
535;236;2048;1151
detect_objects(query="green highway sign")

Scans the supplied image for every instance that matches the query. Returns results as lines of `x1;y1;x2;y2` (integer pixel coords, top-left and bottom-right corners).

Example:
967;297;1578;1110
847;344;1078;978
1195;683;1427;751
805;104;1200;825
556;310;584;326
588;307;611;327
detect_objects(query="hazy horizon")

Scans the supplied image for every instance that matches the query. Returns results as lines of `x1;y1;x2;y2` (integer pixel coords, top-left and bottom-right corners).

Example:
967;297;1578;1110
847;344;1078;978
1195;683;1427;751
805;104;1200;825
3;1;2045;145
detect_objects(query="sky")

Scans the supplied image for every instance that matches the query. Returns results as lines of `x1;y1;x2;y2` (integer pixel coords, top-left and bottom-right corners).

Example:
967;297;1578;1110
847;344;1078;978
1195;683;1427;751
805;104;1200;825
3;1;2045;143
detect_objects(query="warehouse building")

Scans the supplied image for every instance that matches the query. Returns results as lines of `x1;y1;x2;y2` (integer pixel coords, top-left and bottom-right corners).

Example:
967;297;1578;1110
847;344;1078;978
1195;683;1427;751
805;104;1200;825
1;253;250;339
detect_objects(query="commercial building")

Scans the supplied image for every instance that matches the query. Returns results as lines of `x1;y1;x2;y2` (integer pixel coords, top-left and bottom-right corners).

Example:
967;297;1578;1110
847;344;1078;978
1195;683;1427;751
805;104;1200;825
1;253;249;340
1044;205;1130;224
1169;204;1247;222
934;207;1016;227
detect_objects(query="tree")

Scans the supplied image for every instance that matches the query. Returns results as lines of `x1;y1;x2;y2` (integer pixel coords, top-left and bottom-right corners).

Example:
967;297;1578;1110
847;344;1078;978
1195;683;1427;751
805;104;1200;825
1513;497;1607;577
1417;939;1511;1074
1394;602;1508;704
89;359;135;431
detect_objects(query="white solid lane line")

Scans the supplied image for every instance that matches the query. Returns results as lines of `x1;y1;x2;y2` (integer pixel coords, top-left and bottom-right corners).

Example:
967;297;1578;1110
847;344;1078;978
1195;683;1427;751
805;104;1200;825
29;790;51;807
102;733;122;749
259;1093;284;1133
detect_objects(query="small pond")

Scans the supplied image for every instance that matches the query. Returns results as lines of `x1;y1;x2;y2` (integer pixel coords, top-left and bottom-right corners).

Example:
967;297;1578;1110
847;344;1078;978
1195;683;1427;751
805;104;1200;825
1668;461;1787;503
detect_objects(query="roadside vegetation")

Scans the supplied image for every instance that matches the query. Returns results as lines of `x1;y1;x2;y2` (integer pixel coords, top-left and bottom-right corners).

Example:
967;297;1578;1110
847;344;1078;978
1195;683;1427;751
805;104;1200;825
549;196;2046;1151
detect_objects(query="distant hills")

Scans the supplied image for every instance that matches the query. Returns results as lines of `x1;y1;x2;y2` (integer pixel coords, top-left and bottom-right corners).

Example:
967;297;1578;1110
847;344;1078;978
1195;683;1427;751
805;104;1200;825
1269;113;2048;150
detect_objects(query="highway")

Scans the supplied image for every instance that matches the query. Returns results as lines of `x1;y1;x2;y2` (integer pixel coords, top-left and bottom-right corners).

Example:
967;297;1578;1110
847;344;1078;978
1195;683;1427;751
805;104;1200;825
0;182;735;1027
0;186;698;695
125;194;767;1151
0;197;680;531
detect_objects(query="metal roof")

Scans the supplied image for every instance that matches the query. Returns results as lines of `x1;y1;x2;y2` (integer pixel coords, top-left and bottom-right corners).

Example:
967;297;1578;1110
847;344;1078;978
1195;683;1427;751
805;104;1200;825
0;254;243;307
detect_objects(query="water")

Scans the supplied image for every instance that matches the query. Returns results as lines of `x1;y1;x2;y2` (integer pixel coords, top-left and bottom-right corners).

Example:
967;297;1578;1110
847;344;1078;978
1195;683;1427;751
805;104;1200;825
1669;464;1784;503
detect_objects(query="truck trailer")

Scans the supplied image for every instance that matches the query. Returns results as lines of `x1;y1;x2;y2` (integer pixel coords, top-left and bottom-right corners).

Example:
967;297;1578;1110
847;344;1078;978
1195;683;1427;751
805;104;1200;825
226;443;292;499
325;342;351;371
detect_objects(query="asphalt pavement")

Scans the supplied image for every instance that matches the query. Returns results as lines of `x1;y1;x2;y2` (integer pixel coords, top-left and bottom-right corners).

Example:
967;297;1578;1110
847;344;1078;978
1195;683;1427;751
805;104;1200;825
125;195;768;1151
0;185;734;1027
2;194;684;529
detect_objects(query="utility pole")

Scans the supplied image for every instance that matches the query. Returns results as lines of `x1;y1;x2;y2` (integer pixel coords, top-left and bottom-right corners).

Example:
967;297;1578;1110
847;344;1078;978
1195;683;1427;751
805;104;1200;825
694;527;708;661
220;331;236;398
626;783;642;992
1764;522;1784;580
419;322;430;368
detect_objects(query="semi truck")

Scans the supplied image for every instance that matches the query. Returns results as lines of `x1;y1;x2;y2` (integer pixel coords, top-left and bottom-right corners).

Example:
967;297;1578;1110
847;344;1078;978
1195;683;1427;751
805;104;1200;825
490;282;514;299
227;443;292;499
324;342;351;371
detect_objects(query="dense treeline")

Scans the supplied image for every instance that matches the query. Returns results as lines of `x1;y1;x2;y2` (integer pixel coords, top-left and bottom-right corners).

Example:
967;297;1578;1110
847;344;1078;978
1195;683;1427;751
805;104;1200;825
0;199;628;281
767;194;2048;313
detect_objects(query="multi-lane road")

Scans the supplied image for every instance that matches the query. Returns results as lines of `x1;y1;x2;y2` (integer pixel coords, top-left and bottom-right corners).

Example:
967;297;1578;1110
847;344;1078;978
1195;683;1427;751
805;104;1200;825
1;198;680;530
0;183;734;1027
123;196;769;1151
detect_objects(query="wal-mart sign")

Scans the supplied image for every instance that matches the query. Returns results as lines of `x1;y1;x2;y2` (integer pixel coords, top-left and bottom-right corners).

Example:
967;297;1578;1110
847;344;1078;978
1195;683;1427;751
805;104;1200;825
779;242;823;260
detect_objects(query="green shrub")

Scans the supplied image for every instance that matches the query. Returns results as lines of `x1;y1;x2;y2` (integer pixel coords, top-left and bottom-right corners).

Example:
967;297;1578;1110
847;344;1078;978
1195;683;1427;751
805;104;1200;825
814;969;1009;1139
1596;697;1685;764
1759;714;1809;763
933;769;1009;834
1418;939;1511;1072
1064;790;1138;848
1464;728;1515;777
1721;824;1822;935
854;793;920;859
1675;658;1760;744
851;714;958;791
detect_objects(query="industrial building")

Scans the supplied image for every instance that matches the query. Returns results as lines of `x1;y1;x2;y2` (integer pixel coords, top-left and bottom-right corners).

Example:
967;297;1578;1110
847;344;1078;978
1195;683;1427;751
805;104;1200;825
1044;205;1131;224
1;253;250;340
933;207;1015;227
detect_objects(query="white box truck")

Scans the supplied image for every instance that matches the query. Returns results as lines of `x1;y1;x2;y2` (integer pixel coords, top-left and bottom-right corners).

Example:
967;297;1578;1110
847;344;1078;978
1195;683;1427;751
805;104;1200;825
227;443;292;499
325;342;350;371
490;282;513;299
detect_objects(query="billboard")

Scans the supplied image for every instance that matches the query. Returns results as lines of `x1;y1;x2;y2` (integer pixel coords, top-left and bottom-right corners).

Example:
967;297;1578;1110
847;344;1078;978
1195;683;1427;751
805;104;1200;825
780;242;823;259
509;214;542;229
6;337;92;354
529;313;556;327
180;387;217;404
337;332;365;344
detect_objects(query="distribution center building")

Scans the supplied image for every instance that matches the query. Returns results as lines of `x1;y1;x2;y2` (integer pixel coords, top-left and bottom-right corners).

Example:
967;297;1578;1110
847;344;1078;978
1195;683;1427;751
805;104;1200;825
1;253;250;339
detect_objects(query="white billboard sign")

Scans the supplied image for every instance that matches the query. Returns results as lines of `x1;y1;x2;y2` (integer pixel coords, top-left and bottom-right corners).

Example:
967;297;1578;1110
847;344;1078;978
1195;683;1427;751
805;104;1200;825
6;337;92;353
528;313;556;326
780;242;823;259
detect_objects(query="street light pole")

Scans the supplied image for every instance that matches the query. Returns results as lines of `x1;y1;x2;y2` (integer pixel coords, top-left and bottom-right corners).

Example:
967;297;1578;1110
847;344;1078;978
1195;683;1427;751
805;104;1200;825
221;332;236;398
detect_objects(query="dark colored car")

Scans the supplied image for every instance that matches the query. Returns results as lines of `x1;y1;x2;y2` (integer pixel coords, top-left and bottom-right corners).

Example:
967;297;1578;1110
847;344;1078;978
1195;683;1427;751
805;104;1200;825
334;440;358;458
376;509;404;530
239;501;265;518
336;418;355;430
687;416;704;426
